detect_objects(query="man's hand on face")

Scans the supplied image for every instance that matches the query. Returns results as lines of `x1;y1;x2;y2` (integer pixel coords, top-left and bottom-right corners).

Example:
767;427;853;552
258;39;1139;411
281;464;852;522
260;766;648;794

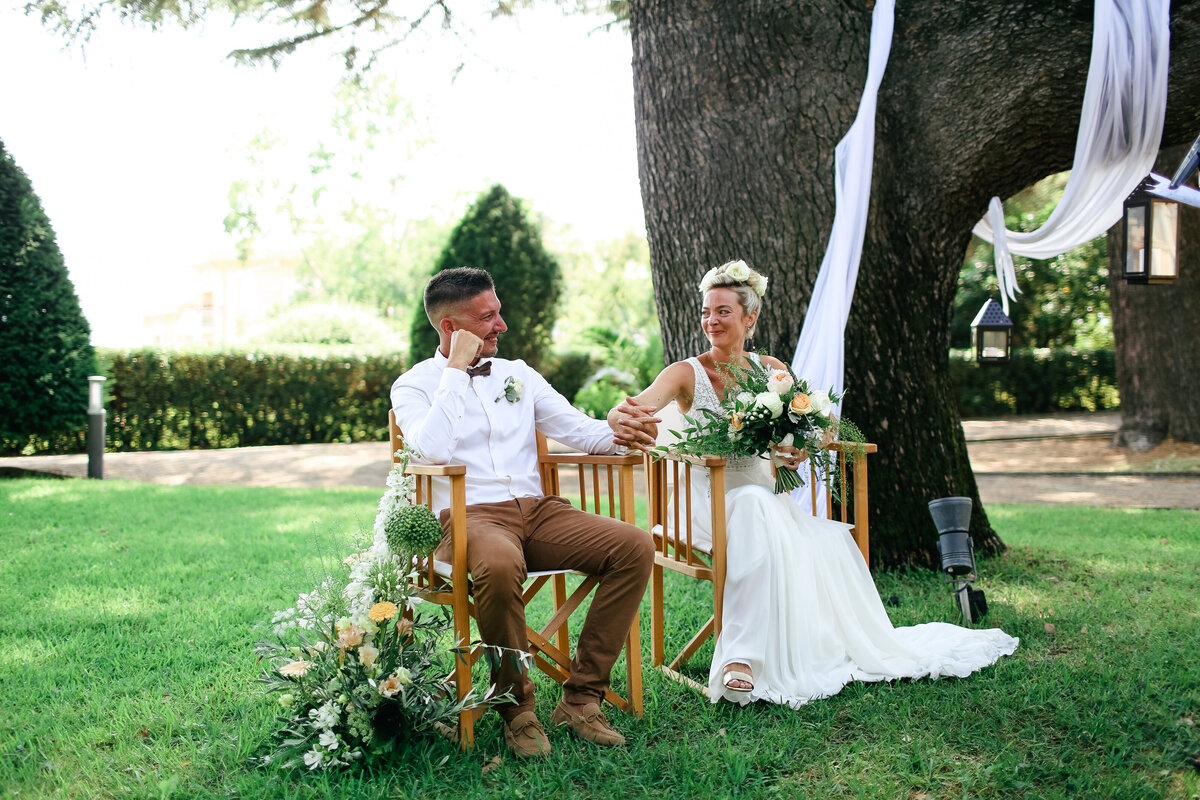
446;329;484;372
609;396;660;453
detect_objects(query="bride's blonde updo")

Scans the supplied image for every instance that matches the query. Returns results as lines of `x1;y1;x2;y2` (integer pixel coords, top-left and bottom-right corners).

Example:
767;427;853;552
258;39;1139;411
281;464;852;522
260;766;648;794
698;260;768;337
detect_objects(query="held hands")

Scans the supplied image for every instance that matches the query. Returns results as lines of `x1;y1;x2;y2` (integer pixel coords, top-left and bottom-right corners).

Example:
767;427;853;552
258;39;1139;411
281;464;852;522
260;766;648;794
772;443;809;471
608;396;661;453
446;329;484;371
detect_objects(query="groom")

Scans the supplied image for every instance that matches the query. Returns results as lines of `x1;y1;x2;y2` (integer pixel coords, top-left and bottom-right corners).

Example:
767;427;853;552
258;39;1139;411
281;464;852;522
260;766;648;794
391;267;658;758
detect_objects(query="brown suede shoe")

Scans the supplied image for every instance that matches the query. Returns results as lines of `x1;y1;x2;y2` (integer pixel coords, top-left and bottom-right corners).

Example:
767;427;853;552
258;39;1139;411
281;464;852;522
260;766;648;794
549;700;626;746
504;711;551;758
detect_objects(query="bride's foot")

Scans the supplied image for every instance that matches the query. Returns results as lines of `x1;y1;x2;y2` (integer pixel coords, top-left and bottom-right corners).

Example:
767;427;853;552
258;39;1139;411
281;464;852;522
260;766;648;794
722;662;754;693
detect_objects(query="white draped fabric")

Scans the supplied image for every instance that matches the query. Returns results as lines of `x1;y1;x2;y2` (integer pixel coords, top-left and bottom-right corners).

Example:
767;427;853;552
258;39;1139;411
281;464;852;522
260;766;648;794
789;0;894;511
972;0;1172;314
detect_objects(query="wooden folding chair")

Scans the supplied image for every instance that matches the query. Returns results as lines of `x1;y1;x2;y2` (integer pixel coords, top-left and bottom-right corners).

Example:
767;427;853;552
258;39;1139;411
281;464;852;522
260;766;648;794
646;440;878;695
388;410;645;749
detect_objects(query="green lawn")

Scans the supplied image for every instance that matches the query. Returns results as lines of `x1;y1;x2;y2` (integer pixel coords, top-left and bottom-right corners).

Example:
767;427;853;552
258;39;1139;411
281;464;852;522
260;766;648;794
1;478;1197;799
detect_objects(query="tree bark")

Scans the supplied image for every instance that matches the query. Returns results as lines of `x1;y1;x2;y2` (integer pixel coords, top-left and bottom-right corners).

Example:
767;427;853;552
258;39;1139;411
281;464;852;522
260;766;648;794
1110;144;1200;450
630;0;1200;567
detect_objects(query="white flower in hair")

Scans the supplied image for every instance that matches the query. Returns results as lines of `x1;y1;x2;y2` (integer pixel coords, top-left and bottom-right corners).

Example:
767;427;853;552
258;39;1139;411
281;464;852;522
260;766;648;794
724;260;752;281
698;267;721;294
749;273;769;297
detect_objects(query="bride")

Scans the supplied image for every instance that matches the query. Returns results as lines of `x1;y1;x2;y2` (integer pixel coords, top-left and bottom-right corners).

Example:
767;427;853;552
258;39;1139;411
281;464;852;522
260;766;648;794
609;260;1019;708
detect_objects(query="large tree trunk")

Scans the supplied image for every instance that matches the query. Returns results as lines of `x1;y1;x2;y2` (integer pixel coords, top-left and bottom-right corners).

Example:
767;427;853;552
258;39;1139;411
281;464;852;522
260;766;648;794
630;0;1200;567
1110;144;1200;450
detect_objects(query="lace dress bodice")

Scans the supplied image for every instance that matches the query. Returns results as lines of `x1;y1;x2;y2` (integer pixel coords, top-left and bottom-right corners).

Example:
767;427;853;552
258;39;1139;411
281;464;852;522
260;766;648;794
685;356;769;478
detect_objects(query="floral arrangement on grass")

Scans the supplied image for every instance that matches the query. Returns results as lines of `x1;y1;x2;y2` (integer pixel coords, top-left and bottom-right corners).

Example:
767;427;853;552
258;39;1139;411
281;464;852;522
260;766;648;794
661;356;866;494
255;447;495;770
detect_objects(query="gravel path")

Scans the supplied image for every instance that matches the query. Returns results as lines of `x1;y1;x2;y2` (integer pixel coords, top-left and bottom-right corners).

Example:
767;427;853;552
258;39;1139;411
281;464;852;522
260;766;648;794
3;411;1198;508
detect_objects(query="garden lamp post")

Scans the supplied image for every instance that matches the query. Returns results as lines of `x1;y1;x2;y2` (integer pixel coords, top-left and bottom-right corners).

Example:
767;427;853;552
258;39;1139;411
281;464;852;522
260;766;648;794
928;496;987;625
970;299;1014;366
87;375;106;480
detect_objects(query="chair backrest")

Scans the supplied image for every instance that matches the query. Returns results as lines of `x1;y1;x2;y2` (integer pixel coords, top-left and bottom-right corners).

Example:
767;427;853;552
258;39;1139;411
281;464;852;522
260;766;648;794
387;409;638;524
648;441;876;566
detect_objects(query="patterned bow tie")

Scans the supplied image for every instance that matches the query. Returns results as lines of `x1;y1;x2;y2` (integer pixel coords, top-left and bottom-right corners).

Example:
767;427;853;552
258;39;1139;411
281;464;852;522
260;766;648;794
466;361;492;378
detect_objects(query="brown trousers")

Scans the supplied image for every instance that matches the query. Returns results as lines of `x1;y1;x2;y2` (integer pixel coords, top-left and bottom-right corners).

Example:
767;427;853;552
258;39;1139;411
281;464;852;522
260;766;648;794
437;495;653;720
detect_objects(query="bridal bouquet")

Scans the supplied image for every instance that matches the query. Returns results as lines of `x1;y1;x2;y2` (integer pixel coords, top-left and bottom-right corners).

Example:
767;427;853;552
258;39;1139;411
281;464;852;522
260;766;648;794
663;358;864;494
254;448;499;770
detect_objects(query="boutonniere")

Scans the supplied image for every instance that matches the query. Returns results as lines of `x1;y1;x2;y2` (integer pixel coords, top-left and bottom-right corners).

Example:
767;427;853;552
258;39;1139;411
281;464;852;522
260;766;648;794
495;376;523;404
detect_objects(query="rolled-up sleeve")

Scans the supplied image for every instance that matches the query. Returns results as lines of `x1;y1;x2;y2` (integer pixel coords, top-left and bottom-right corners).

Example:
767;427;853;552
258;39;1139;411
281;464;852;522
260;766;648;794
530;369;620;454
391;367;470;464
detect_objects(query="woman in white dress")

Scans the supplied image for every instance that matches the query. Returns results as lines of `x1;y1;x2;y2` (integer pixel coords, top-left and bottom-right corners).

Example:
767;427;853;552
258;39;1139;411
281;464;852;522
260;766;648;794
610;260;1019;708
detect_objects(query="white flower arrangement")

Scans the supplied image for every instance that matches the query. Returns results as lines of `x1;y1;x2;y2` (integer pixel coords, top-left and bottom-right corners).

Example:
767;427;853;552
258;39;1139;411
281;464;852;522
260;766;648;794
698;259;770;297
254;445;492;771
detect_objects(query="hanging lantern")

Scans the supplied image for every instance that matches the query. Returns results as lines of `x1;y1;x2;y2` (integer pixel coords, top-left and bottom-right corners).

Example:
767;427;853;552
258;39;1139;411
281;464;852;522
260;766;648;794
970;299;1014;365
1122;175;1179;285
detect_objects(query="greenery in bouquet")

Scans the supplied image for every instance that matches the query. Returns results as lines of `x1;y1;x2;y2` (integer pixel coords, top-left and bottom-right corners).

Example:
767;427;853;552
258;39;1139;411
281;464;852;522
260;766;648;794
255;447;497;770
660;355;866;495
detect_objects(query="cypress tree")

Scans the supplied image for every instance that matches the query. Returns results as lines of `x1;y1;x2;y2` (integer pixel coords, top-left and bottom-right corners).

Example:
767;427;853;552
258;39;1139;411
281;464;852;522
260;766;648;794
0;139;96;454
409;184;561;370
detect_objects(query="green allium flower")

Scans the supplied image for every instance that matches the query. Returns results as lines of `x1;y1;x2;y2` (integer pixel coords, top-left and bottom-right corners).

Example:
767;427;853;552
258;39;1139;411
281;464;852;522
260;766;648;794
384;504;443;556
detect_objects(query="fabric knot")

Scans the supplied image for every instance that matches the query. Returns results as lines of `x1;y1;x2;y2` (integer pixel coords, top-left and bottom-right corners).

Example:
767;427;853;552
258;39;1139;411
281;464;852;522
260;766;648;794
466;361;492;378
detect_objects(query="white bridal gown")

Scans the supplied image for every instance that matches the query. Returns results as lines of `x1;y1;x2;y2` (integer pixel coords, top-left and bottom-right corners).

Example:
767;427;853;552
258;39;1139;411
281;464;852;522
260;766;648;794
666;357;1019;708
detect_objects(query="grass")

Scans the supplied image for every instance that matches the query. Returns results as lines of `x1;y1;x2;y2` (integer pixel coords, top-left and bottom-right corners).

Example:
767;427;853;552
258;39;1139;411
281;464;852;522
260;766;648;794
1;478;1198;799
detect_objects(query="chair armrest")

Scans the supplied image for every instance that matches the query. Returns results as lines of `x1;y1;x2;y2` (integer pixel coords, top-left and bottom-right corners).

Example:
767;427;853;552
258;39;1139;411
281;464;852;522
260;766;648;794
540;453;643;467
655;451;727;468
827;442;878;455
403;463;467;476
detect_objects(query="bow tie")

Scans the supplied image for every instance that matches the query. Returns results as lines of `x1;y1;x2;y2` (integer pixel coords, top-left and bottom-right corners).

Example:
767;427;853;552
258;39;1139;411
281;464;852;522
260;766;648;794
466;361;492;378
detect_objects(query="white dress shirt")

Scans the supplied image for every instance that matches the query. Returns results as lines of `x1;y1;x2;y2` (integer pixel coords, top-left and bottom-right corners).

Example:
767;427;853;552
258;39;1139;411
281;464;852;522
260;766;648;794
390;349;619;514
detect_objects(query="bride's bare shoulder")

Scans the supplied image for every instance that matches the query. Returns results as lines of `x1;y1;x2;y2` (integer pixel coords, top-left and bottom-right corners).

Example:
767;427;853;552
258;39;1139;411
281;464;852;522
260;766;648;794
760;354;789;371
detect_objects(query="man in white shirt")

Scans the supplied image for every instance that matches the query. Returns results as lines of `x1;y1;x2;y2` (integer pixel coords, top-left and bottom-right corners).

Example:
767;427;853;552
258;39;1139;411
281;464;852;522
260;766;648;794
391;267;658;758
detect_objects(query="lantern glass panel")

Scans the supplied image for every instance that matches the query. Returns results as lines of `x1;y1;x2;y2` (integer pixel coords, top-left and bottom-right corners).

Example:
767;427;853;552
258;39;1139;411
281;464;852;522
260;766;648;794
980;330;1008;360
1150;199;1179;278
1125;204;1147;276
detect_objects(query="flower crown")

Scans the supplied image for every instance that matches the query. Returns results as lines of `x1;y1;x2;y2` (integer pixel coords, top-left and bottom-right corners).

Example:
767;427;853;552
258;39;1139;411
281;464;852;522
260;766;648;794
698;260;769;298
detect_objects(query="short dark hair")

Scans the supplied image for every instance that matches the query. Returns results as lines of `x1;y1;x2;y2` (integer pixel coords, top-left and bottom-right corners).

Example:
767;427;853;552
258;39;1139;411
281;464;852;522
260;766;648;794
423;267;495;328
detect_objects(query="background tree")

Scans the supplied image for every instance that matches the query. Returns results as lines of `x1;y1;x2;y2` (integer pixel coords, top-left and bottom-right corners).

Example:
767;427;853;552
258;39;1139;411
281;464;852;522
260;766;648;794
410;184;562;370
0;139;96;455
224;73;445;339
629;1;1200;566
1109;142;1200;451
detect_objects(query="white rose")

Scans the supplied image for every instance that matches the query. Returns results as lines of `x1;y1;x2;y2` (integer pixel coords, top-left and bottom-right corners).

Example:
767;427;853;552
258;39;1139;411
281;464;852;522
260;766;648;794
725;260;751;281
749;273;769;297
809;390;832;417
736;391;755;406
766;369;793;395
753;391;783;419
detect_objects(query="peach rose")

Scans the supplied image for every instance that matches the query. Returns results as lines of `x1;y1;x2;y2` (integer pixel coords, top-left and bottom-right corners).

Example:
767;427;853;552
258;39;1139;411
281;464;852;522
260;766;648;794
789;393;812;415
730;411;745;431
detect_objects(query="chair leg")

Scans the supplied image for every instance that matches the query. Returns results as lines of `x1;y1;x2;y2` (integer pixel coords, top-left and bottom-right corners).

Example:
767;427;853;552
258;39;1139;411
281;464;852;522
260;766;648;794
650;563;665;668
625;610;643;716
552;572;570;654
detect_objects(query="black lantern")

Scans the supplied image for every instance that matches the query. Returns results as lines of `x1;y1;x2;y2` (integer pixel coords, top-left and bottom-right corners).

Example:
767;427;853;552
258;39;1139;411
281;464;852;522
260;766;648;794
970;299;1014;365
1122;174;1180;285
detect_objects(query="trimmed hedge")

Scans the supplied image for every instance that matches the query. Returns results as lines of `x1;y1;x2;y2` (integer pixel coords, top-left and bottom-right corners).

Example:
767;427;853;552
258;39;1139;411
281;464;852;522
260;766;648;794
950;347;1119;417
5;347;1118;455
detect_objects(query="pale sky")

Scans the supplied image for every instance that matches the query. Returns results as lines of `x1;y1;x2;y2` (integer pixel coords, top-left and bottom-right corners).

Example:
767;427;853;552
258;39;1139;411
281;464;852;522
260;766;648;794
0;6;644;345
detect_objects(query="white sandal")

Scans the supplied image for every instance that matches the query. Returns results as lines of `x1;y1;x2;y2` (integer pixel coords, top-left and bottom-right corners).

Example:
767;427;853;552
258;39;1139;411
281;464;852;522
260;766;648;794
722;665;754;693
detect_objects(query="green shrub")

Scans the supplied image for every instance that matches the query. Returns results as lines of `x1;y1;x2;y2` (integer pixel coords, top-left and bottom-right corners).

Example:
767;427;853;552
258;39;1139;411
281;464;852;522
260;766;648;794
950;347;1119;416
0;140;96;455
542;351;597;403
248;301;402;350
